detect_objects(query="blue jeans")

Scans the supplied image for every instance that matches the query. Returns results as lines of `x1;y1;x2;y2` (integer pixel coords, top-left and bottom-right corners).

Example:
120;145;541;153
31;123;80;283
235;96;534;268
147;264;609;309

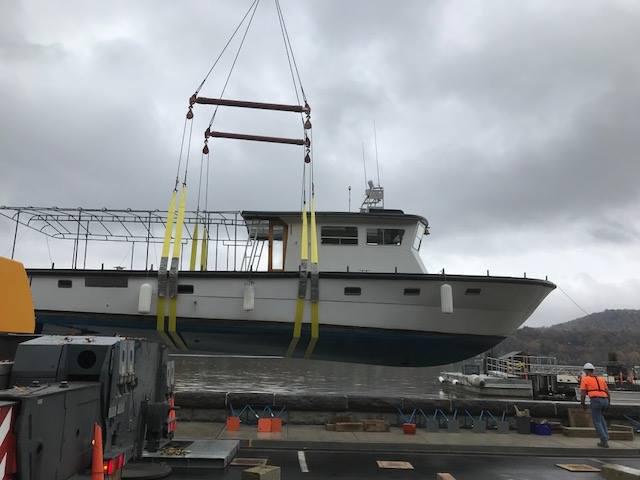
590;397;609;443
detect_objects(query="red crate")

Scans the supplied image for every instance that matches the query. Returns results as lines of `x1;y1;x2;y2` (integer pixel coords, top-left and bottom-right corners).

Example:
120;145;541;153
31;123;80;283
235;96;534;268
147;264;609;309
271;418;283;433
257;418;272;432
402;423;417;435
226;416;241;431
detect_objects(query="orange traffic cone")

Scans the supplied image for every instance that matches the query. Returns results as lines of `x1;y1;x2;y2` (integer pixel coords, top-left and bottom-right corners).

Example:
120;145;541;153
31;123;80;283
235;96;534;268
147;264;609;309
91;422;105;480
167;396;177;433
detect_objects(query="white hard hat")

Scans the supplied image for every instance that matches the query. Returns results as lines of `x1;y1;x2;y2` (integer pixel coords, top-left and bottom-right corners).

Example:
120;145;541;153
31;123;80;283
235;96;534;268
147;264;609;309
583;362;595;370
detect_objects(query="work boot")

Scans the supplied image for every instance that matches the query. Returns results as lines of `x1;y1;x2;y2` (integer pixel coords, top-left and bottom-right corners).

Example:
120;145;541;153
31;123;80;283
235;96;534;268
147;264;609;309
597;441;609;448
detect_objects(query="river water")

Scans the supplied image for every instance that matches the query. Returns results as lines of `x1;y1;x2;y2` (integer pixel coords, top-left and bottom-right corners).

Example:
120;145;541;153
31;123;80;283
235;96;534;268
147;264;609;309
173;354;453;396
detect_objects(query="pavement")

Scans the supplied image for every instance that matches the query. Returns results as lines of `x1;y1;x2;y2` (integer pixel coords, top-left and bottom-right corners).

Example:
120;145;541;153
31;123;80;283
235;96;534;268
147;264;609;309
175;421;640;458
165;448;640;480
143;422;640;479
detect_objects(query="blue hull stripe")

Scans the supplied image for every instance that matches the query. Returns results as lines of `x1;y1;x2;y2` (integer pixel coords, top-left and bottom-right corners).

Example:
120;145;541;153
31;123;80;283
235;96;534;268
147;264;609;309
36;311;505;367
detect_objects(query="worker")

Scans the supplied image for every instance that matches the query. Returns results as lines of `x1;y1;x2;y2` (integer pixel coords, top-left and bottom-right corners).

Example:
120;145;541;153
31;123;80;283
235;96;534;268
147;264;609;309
580;362;609;448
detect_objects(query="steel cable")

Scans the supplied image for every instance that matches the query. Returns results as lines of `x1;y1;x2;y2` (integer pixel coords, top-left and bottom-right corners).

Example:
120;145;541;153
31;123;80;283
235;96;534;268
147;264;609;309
194;0;260;95
208;0;262;130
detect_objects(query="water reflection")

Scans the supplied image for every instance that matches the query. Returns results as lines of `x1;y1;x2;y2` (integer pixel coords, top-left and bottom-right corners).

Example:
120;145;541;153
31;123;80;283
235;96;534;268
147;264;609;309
173;354;451;396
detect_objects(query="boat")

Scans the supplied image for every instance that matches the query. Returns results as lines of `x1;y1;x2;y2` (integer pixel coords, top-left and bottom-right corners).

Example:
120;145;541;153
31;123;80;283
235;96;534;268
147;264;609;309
9;187;555;367
439;372;534;398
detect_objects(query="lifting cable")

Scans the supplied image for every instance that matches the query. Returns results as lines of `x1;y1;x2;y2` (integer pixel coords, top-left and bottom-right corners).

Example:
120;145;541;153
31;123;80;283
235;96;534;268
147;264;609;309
194;0;260;96
201;148;211;271
189;151;205;271
205;0;261;133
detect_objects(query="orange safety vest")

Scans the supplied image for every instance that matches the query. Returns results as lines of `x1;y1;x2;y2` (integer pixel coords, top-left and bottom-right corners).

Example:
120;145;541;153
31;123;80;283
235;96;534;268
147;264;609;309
580;375;609;398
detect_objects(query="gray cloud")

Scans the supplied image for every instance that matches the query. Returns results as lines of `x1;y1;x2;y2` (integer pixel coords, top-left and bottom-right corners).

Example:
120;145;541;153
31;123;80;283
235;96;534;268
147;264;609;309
1;0;640;325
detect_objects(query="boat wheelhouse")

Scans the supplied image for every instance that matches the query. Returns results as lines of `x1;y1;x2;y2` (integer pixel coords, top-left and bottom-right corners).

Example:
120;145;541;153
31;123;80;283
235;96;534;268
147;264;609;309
241;209;428;274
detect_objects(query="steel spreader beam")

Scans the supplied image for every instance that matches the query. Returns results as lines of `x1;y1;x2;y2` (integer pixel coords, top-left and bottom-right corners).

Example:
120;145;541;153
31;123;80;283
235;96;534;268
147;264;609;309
209;130;305;146
193;96;310;114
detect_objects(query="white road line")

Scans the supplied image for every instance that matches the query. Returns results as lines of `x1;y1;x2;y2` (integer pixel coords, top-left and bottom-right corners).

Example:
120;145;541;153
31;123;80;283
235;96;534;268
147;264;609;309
590;458;605;464
298;450;309;473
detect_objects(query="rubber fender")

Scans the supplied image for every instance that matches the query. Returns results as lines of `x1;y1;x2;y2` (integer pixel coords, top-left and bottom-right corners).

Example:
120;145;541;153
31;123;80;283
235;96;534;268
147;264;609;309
0;256;35;333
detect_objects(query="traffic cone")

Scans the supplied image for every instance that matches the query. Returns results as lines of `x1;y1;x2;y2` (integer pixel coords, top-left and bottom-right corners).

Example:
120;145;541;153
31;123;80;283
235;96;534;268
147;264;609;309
167;396;177;433
91;422;105;480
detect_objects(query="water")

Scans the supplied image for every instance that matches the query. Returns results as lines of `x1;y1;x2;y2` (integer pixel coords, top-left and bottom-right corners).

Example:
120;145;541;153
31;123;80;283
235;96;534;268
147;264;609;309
173;354;450;396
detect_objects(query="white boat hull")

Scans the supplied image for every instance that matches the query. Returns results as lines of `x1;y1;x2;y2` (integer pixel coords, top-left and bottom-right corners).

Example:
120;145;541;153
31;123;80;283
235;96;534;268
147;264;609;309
27;270;555;367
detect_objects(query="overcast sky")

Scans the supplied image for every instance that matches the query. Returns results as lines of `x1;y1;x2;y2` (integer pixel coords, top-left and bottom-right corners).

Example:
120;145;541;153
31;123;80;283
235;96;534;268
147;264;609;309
1;0;639;326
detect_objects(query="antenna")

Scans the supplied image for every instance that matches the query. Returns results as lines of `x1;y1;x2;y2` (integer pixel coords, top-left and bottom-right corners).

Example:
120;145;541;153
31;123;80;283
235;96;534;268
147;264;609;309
361;143;368;188
348;185;351;212
373;121;380;186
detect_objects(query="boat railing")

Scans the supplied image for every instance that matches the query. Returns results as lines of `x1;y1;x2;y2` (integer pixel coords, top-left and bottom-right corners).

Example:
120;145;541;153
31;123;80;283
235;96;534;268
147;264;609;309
486;355;606;378
1;206;267;272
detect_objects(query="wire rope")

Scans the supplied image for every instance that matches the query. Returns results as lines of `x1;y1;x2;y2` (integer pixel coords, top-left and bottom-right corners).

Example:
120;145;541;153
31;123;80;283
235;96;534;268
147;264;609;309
194;0;260;95
174;117;188;191
557;285;591;317
182;118;194;185
274;0;307;103
208;0;261;130
275;0;304;128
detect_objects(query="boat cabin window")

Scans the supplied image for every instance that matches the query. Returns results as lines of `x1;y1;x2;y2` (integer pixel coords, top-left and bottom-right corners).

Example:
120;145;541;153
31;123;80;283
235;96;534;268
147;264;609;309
268;222;287;272
58;279;72;288
177;284;194;294
344;287;361;296
85;276;128;288
321;226;358;245
413;223;426;251
404;288;420;296
244;219;288;272
366;228;404;246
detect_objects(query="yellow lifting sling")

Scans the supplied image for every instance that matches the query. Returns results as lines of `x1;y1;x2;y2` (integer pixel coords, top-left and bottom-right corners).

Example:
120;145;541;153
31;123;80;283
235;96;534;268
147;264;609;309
167;186;188;350
156;190;177;345
304;196;320;358
286;204;308;357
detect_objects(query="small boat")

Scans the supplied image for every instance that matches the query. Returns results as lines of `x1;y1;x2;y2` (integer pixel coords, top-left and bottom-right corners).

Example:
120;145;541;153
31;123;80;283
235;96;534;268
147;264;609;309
439;372;534;398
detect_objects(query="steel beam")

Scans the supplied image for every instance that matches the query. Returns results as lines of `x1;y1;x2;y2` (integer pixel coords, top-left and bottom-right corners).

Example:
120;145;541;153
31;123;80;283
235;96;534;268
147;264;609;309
193;96;309;114
208;130;305;146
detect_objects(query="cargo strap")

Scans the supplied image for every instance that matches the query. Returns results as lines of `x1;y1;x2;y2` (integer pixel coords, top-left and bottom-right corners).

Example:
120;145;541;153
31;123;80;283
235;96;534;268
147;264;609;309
304;197;320;358
167;187;188;350
287;203;309;357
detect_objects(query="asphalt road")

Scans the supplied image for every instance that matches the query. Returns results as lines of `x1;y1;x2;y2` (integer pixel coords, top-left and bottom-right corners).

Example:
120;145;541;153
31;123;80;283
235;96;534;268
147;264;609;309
167;448;640;479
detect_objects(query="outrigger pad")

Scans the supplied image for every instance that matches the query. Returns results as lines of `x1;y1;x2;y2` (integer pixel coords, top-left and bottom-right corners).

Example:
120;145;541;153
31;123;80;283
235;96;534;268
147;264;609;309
0;257;35;333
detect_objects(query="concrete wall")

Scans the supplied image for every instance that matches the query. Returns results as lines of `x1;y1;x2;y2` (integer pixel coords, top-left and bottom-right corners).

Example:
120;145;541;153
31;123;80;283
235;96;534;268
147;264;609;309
175;391;638;424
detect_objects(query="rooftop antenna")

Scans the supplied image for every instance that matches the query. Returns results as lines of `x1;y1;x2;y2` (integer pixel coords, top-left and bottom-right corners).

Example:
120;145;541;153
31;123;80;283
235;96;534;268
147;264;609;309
373;120;380;186
361;143;368;189
348;185;352;212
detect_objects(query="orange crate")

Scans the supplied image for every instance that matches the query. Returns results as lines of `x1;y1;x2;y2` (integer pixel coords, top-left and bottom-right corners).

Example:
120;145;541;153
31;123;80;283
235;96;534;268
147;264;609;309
402;423;416;435
257;418;272;433
226;416;241;431
271;418;283;432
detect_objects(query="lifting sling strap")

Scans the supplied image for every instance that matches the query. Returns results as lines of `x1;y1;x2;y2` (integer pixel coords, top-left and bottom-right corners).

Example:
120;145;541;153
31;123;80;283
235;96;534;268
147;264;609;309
156;191;177;345
286;204;308;357
167;186;188;350
304;196;320;358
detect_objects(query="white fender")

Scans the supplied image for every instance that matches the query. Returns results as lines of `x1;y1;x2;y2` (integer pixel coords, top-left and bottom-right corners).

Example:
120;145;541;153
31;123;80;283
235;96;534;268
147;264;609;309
243;282;255;311
138;283;152;314
440;283;453;313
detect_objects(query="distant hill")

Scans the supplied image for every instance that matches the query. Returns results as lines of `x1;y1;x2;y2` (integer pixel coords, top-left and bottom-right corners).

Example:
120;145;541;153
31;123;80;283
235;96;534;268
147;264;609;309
495;309;640;366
